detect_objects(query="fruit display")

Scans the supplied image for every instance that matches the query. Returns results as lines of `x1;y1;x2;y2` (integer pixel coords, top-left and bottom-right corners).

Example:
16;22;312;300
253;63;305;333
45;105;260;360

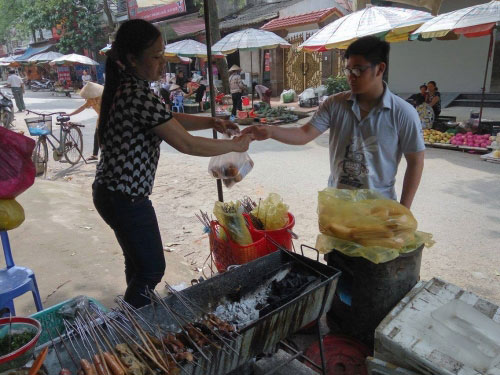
423;129;453;144
450;132;492;148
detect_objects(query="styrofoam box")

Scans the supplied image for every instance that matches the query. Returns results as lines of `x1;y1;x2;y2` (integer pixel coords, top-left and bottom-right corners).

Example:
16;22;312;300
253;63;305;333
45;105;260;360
366;357;421;375
375;278;500;375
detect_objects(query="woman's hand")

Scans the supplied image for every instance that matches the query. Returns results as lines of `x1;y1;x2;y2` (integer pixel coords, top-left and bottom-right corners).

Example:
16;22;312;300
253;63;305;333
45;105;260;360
213;118;240;136
231;134;253;152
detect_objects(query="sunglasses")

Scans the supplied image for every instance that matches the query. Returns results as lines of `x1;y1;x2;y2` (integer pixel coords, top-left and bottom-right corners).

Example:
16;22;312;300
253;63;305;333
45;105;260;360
343;65;373;77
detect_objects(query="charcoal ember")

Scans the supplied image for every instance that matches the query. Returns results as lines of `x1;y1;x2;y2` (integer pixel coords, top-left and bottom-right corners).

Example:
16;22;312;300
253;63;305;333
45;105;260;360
259;271;317;317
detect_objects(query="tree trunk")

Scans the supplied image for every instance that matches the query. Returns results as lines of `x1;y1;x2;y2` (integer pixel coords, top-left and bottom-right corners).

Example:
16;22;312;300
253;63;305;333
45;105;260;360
206;0;229;93
102;0;115;35
31;28;37;43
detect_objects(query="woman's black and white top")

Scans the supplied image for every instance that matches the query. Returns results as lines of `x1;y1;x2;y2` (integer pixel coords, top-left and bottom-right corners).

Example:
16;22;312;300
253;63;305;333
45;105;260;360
95;72;172;196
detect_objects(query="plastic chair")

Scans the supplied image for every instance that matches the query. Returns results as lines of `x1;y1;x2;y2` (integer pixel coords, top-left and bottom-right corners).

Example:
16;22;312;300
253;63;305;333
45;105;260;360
0;231;43;316
171;95;185;113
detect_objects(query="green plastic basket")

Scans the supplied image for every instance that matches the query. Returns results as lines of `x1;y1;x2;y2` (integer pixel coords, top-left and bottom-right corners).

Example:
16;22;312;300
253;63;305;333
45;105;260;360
30;297;107;346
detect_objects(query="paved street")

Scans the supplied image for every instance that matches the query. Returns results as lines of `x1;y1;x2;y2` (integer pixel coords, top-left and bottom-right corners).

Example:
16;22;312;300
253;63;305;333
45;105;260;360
6;90;500;315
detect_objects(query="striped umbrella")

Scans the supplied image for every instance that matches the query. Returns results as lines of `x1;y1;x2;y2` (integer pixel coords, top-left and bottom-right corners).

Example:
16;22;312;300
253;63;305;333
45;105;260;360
299;6;433;51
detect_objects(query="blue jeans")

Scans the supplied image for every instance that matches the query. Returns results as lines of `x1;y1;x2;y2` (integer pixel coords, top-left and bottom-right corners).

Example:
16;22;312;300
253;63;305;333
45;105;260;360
92;182;165;308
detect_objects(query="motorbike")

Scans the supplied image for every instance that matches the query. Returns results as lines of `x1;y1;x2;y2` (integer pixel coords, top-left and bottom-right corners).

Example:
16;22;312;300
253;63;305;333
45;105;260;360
30;78;55;92
0;90;14;129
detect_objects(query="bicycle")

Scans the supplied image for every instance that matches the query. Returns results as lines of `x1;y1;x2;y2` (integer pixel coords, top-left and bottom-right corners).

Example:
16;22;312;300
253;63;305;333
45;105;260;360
25;110;86;177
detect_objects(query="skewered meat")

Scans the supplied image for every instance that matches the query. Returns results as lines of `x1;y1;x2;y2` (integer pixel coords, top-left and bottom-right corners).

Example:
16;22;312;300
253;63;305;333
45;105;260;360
80;359;96;375
103;353;125;375
115;344;147;375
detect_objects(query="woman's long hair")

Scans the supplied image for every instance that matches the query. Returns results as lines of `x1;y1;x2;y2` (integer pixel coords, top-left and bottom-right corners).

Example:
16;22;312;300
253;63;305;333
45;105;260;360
98;20;161;143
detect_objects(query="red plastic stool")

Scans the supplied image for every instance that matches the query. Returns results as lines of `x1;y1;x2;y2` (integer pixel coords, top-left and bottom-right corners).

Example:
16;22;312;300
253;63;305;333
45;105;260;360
305;334;370;375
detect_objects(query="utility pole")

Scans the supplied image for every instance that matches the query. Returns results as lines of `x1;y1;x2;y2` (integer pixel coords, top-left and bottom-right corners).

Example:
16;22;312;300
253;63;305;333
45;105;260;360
206;0;229;93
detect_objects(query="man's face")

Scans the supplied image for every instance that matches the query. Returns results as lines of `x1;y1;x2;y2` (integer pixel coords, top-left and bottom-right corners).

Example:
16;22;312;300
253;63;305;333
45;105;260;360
344;55;385;94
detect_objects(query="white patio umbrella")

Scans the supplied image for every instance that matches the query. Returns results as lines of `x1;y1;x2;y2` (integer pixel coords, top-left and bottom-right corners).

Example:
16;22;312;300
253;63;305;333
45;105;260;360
412;0;500;126
212;28;291;105
164;39;224;58
212;28;291;54
299;6;433;51
27;51;64;62
50;53;99;66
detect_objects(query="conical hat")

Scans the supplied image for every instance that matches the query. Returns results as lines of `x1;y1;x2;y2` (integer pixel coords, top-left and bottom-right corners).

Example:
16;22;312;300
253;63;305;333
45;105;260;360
79;82;104;99
228;64;241;72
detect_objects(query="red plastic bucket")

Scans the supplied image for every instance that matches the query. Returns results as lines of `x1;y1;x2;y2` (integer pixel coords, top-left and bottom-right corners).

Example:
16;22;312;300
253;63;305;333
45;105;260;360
242;96;250;106
245;212;295;252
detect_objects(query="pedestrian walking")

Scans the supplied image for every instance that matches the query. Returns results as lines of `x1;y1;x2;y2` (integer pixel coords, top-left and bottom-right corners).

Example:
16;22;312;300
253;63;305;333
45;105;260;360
93;19;252;308
229;65;245;117
6;70;25;112
67;82;103;161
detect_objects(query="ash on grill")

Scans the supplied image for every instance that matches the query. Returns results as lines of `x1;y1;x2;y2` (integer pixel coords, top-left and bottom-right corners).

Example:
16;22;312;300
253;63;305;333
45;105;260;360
214;263;319;329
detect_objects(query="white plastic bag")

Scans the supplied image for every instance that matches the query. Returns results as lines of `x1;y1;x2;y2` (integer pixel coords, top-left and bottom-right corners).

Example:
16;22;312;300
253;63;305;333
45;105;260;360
314;85;327;97
299;88;315;101
208;152;254;188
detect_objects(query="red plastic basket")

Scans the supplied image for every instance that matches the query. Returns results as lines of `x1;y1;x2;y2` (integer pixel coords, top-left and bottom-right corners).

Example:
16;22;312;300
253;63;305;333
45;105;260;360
209;221;272;272
245;212;295;252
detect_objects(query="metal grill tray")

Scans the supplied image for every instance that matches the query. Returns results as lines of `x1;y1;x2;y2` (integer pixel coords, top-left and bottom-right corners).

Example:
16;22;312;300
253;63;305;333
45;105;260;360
39;250;340;375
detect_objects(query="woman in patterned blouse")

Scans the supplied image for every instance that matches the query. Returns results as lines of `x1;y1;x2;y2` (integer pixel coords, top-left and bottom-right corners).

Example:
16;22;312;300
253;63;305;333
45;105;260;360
93;19;252;308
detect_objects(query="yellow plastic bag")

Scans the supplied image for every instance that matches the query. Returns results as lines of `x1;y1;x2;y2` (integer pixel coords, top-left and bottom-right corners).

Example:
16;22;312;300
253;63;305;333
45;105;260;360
213;201;253;246
316;189;433;263
251;193;289;230
0;199;25;230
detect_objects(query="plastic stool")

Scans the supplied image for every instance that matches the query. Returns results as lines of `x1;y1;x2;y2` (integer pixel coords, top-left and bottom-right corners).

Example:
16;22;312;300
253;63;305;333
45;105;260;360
0;231;43;316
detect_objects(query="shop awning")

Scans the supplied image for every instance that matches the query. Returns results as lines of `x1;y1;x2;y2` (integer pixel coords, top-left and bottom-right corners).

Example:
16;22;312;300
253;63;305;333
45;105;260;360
155;13;206;41
261;7;343;31
15;45;54;62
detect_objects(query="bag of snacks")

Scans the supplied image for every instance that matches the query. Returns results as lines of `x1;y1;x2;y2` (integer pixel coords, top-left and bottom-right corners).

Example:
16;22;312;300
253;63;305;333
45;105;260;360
0;199;25;230
213;201;253;246
208;152;254;188
316;188;433;263
251;193;289;230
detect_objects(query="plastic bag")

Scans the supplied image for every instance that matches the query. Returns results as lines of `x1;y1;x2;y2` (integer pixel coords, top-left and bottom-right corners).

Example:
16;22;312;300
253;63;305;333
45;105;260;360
251;193;289;230
213;201;253;245
316;188;433;263
298;88;315;101
208;152;254;188
314;85;327;98
280;89;297;103
0;199;25;230
0;127;36;199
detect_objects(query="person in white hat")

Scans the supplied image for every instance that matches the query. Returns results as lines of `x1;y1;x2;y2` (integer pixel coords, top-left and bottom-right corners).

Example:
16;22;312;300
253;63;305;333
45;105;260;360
169;83;185;104
228;65;246;117
67;82;104;160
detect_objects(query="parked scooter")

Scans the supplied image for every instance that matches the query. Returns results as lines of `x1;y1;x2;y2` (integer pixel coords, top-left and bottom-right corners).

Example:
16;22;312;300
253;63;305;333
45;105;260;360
31;78;55;92
0;89;14;128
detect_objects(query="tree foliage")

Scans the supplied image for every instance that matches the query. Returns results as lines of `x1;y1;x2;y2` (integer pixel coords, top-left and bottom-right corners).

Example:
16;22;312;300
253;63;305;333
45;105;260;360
0;0;106;53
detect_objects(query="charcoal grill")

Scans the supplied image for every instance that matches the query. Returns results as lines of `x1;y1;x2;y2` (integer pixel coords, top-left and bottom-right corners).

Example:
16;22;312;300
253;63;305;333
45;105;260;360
38;248;340;375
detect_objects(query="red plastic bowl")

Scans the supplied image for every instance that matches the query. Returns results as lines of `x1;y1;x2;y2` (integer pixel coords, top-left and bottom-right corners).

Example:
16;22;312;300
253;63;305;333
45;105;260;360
0;317;42;369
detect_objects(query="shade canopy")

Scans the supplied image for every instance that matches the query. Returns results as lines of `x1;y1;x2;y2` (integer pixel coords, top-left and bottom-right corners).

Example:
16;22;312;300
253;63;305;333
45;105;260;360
412;0;500;39
164;39;224;58
299;6;433;51
50;53;99;66
27;51;64;62
211;28;291;54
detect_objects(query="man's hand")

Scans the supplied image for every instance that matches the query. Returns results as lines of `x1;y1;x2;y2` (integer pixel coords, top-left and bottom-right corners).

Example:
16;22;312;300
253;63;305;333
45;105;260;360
241;125;272;141
231;134;253;152
213;118;240;136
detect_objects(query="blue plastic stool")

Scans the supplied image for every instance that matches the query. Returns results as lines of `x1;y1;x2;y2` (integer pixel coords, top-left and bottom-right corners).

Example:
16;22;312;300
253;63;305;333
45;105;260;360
171;95;185;113
0;231;43;316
